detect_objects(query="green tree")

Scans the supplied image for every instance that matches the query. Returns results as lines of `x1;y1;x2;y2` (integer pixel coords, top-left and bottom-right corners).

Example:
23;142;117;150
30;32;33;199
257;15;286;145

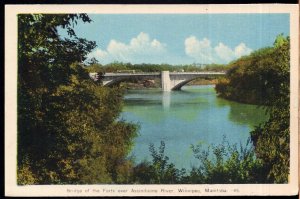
191;136;266;183
273;33;287;48
131;141;186;184
250;36;290;183
18;14;138;184
215;34;290;183
131;138;265;184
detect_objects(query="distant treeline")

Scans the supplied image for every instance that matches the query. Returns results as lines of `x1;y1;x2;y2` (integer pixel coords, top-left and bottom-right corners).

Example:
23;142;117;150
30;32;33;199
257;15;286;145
85;62;228;73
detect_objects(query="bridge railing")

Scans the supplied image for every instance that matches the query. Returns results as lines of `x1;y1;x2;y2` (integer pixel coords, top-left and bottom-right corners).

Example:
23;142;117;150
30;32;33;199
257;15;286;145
103;72;161;76
104;71;226;75
170;71;226;74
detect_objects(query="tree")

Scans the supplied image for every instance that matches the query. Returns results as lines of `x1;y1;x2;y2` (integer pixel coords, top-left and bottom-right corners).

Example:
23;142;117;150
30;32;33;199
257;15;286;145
131;138;265;184
17;14;138;184
250;36;290;183
87;57;99;65
215;34;290;183
191;136;267;183
131;141;186;184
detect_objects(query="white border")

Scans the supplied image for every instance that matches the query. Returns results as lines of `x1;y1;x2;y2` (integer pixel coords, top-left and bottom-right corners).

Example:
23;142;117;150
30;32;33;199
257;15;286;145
5;4;299;196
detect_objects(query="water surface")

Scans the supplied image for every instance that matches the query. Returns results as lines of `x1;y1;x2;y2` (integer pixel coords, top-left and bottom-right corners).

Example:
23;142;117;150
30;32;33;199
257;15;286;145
120;85;268;169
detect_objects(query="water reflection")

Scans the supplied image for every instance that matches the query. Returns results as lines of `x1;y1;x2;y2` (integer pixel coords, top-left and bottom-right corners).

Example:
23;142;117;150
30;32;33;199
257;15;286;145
121;85;268;169
123;88;208;122
215;97;269;129
122;85;268;130
162;91;171;110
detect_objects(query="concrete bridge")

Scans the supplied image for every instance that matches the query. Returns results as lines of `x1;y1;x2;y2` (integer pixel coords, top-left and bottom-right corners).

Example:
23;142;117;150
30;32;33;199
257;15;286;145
89;71;226;91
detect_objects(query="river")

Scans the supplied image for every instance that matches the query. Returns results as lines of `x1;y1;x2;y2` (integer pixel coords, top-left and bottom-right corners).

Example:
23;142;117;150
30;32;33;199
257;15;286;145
120;85;268;169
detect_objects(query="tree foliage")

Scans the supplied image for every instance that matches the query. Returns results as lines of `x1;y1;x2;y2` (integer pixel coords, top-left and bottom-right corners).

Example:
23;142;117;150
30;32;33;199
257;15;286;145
17;14;138;184
131;141;186;184
190;136;268;183
250;37;290;183
215;35;289;106
215;35;290;183
131;138;266;184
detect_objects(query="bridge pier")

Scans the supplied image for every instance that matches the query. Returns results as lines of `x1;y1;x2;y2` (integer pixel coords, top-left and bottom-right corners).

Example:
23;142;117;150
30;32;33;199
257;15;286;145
161;71;171;91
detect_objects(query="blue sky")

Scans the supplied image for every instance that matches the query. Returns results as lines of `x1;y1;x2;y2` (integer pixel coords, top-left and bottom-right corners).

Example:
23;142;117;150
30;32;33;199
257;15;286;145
63;14;290;65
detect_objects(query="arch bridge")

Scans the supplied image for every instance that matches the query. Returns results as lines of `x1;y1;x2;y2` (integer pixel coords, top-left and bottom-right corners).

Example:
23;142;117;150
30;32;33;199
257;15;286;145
89;71;226;91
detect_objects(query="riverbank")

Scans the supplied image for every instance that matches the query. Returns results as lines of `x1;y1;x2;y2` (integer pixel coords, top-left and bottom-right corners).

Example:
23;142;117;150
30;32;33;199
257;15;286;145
121;78;219;89
187;78;219;86
121;78;161;89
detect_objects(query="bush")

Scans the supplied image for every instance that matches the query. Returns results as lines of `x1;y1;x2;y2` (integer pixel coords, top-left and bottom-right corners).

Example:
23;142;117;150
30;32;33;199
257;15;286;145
132;137;267;184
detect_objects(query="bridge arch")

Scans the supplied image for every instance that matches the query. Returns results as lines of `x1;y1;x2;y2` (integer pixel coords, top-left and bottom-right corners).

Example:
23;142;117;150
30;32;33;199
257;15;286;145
171;76;216;90
171;78;199;90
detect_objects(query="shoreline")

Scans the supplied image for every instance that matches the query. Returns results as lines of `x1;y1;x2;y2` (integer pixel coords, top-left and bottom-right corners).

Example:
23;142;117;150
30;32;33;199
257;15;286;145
121;78;219;90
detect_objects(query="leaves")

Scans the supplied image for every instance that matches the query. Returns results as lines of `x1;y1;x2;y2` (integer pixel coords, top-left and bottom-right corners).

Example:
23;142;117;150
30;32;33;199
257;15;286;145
132;141;187;184
215;34;290;183
17;14;138;184
132;137;266;184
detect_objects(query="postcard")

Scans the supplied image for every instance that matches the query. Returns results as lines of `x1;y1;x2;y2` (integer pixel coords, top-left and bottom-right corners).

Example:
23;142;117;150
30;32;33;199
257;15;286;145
5;4;299;196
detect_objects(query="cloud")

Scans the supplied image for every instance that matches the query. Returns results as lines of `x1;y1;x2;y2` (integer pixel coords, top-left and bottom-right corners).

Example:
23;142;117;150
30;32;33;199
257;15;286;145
87;32;167;64
87;33;252;65
185;37;214;63
234;43;252;57
214;42;236;62
90;48;108;59
185;36;252;64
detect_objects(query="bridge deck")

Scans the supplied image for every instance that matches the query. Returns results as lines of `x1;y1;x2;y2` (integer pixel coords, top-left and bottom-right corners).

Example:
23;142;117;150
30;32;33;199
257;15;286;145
103;71;226;77
104;72;160;77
